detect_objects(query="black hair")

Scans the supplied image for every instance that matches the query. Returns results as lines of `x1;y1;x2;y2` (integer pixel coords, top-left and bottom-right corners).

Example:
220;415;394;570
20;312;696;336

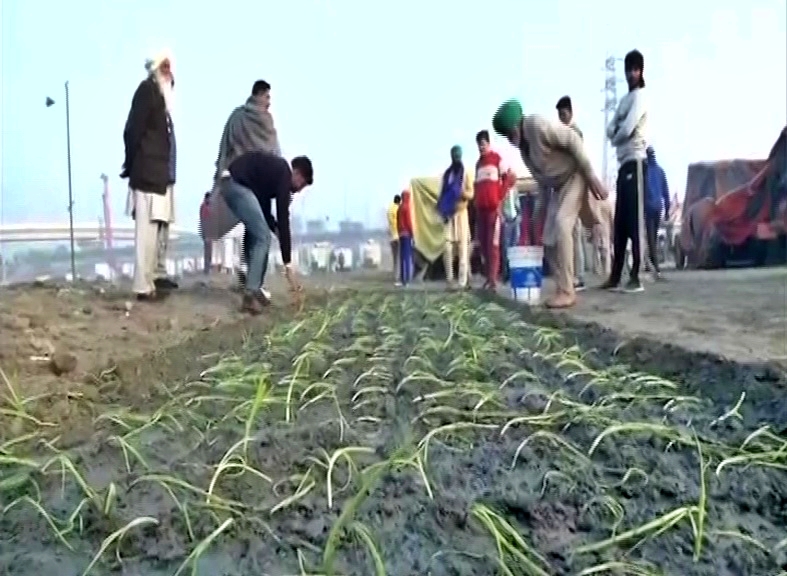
394;194;401;204
624;50;645;88
475;130;490;144
291;156;314;186
556;95;572;111
251;80;271;96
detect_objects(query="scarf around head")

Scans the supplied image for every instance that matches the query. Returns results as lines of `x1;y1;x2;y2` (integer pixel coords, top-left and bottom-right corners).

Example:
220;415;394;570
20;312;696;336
438;146;465;221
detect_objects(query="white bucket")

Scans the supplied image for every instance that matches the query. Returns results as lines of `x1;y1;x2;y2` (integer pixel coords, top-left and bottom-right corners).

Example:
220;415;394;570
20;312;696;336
508;245;544;305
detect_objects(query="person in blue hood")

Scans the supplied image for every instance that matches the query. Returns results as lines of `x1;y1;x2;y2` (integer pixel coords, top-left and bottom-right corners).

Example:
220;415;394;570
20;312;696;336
645;146;670;280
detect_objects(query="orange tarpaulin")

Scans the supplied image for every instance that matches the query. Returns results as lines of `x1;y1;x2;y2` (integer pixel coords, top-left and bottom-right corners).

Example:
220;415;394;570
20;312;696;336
680;127;787;267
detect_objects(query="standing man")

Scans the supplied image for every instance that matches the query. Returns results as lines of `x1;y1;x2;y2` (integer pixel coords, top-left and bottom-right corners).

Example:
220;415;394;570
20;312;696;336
222;151;312;314
437;145;473;289
387;194;402;285
474;131;515;291
556;95;590;291
122;49;178;301
199;192;212;274
213;80;281;293
644;146;670;280
398;190;414;286
603;49;649;293
492;99;608;309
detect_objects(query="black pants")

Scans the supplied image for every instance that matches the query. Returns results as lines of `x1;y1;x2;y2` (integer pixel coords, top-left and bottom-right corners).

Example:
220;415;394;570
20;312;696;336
203;240;212;274
644;212;660;273
610;159;647;283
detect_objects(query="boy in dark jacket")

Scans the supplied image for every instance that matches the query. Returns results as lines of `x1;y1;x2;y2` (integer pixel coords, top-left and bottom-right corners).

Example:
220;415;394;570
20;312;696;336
645;146;670;279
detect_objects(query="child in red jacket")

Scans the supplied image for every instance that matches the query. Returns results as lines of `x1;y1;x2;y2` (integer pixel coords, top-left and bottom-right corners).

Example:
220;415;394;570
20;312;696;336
397;190;414;285
474;130;515;290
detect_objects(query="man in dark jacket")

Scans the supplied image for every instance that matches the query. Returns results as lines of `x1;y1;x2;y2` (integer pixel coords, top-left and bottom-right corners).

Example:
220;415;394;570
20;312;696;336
645;146;670;279
223;151;313;314
122;49;178;300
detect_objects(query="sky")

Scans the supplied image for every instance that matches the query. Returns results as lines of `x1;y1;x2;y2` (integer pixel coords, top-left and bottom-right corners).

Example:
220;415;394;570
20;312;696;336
1;0;785;233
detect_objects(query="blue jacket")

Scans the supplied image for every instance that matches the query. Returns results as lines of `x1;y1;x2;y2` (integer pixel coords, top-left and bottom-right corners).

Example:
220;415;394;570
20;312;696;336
645;148;670;217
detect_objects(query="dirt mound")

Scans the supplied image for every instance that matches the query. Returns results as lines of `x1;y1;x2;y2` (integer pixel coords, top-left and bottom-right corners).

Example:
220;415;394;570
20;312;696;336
1;289;786;575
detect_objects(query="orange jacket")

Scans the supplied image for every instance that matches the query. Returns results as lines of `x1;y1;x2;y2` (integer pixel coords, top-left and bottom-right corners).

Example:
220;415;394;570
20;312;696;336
397;191;413;236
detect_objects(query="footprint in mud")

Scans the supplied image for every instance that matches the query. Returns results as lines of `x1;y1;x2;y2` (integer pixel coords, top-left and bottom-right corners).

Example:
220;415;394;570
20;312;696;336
498;500;580;559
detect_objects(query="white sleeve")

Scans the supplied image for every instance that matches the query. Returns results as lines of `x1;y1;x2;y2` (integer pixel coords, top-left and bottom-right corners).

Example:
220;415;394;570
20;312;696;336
611;90;646;145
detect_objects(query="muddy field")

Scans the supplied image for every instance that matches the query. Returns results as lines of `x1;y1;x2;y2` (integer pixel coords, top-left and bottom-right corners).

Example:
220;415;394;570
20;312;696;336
560;266;787;365
1;287;785;575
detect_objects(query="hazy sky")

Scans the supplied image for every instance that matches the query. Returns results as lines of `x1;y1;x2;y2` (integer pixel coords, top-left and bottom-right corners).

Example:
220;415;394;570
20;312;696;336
1;0;785;232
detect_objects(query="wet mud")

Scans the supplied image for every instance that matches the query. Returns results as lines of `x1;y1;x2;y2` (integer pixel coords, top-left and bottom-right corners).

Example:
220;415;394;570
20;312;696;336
1;289;785;575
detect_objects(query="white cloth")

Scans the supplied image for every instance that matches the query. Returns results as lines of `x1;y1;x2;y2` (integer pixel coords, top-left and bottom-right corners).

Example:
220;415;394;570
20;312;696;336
129;188;172;294
502;186;520;221
125;186;175;223
203;177;240;241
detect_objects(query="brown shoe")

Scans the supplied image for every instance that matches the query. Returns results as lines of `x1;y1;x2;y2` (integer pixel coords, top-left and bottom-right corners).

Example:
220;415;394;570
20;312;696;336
545;293;577;309
241;292;263;315
254;289;271;306
136;291;167;302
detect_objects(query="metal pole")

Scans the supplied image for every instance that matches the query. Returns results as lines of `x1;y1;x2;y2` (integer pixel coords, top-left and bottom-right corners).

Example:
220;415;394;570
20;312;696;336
65;81;76;282
0;183;5;285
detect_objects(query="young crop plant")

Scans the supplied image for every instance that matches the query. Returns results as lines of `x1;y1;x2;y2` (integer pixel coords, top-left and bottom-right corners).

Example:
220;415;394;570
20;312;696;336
1;290;786;575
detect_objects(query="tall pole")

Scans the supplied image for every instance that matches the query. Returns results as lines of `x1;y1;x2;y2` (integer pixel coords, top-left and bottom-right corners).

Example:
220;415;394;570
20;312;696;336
100;173;116;276
602;56;621;193
65;81;77;282
0;180;5;285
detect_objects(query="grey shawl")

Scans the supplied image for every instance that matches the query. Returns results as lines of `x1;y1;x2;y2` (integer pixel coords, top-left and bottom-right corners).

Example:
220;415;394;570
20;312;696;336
214;96;281;180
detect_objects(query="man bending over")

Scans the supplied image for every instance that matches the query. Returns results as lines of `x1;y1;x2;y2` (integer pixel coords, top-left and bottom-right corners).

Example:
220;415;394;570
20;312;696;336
222;151;312;314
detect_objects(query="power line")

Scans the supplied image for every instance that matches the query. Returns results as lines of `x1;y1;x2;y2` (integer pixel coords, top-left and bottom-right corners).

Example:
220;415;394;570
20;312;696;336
602;56;623;192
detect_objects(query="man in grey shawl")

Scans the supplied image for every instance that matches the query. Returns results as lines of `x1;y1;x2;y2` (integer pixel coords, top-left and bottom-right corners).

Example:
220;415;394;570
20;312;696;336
211;79;281;297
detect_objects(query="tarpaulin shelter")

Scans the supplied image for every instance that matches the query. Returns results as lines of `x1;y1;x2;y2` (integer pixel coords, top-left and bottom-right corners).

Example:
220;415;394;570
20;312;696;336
409;176;448;263
678;127;787;268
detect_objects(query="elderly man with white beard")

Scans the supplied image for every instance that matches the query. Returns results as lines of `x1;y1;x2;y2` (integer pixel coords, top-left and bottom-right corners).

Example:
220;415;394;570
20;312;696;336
122;49;178;301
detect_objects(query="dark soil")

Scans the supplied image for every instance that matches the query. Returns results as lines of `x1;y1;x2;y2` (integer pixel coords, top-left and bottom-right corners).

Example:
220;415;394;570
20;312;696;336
1;289;785;576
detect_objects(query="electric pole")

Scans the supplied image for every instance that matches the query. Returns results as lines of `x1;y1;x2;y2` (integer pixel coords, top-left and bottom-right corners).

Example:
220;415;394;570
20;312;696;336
602;56;623;193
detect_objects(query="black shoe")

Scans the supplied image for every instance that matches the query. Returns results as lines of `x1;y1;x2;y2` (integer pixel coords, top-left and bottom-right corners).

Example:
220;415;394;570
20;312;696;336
574;280;587;292
154;277;179;290
599;278;621;291
136;291;167;302
623;278;645;293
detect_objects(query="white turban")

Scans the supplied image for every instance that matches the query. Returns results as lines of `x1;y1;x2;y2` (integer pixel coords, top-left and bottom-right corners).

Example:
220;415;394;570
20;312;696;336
145;48;174;74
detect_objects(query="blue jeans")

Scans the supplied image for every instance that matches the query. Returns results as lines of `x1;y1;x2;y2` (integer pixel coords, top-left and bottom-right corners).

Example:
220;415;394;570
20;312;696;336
399;234;413;284
221;178;271;292
501;215;521;279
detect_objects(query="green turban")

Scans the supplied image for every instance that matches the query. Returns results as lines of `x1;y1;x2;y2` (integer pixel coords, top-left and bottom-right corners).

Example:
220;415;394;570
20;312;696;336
492;99;523;137
450;145;462;160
